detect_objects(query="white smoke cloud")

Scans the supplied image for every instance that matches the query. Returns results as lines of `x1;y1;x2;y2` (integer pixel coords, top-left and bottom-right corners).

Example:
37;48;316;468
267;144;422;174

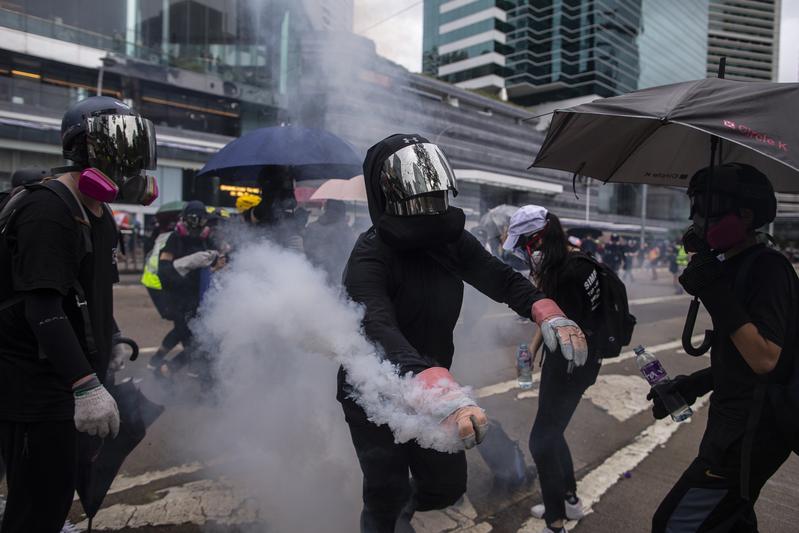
190;226;473;530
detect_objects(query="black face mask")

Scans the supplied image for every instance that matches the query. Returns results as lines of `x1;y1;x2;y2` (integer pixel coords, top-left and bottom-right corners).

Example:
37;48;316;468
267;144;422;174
376;207;465;251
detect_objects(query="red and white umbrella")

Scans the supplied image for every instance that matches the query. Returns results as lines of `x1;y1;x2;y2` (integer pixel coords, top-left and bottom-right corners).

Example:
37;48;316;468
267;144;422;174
310;175;367;202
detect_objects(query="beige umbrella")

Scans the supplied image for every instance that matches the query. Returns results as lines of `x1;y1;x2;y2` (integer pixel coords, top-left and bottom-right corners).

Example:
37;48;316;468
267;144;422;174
310;175;367;202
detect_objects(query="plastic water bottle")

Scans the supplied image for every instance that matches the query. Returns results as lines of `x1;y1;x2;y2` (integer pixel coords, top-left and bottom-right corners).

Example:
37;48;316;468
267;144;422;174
634;345;693;422
517;344;533;389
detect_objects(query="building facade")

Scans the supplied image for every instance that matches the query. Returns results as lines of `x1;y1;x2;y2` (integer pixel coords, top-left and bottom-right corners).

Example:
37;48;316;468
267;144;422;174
707;0;781;81
0;0;326;218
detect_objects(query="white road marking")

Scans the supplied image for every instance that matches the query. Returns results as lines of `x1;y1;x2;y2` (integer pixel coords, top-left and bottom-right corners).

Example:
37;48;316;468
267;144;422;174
516;396;709;533
517;375;654;422
139;346;158;355
476;335;703;399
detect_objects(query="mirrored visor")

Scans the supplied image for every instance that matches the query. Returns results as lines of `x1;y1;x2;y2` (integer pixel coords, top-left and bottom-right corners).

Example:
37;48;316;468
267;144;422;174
85;115;157;181
380;143;458;204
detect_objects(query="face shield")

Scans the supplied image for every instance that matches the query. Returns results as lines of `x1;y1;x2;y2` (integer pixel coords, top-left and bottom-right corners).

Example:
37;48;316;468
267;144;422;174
380;143;458;216
85;115;158;204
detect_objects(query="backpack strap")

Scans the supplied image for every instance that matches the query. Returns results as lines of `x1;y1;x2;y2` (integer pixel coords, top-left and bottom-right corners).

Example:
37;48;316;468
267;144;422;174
0;180;99;356
41;180;92;256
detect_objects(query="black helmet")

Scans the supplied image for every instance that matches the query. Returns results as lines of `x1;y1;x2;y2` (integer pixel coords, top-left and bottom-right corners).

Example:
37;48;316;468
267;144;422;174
688;163;776;229
61;96;136;163
11;167;49;188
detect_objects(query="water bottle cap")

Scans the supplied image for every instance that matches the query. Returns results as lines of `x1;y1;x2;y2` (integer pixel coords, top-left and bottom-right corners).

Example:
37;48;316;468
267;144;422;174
634;345;645;355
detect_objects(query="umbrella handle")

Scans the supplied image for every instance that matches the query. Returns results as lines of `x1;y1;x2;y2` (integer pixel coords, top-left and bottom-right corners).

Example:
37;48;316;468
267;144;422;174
682;298;714;356
114;337;140;362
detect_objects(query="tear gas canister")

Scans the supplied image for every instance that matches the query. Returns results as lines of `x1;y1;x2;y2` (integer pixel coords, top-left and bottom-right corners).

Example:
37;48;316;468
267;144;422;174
517;344;533;389
635;345;693;422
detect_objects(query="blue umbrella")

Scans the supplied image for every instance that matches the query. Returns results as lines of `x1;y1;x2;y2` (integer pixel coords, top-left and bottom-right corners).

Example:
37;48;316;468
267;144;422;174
197;126;362;181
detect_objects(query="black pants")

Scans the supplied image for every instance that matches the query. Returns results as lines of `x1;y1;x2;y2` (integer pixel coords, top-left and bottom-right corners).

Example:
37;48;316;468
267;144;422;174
341;397;467;533
160;314;195;372
530;351;600;525
652;414;791;533
0;420;77;533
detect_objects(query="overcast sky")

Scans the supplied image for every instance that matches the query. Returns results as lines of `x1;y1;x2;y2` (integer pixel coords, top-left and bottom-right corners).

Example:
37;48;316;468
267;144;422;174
354;0;799;82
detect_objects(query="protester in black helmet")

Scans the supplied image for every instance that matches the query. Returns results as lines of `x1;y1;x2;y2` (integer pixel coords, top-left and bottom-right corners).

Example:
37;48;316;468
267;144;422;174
240;166;304;253
504;205;601;533
651;163;798;532
602;233;623;274
340;134;588;533
0;96;158;531
155;201;219;380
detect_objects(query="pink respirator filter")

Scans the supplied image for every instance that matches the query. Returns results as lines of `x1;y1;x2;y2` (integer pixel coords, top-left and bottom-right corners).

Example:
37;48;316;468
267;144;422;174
78;168;119;203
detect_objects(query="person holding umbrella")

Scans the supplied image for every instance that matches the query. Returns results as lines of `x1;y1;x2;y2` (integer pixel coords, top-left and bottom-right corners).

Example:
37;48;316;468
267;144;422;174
0;96;158;531
650;164;798;532
341;134;588;533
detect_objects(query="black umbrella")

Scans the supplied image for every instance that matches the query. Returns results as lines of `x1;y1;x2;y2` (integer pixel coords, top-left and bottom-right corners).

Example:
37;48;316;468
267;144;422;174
533;78;799;192
196;126;362;181
77;378;164;529
531;70;799;355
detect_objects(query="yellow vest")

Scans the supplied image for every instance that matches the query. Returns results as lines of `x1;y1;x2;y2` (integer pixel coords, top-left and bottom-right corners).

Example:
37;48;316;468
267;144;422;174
676;245;689;267
140;232;171;290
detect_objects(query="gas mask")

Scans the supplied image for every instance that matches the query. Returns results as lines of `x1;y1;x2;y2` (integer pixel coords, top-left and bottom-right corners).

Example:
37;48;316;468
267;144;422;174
688;191;746;253
79;114;159;205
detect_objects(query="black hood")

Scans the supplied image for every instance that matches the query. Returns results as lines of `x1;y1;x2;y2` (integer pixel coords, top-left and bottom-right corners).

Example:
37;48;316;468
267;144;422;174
363;133;431;224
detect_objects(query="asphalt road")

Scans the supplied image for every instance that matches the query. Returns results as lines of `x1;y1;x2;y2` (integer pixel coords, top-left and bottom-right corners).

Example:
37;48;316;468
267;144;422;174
49;268;798;532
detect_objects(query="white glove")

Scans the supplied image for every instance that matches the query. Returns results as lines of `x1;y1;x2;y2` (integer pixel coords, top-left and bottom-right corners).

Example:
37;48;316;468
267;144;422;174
532;299;589;372
173;250;218;277
73;375;120;438
415;367;489;449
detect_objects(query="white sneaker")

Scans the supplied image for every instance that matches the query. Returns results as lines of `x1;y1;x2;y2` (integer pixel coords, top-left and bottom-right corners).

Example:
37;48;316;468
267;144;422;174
530;497;585;520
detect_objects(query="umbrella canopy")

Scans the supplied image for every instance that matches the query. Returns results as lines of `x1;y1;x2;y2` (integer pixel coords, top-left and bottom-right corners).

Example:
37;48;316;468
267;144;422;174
157;200;187;214
310;175;367;202
196;126;362;181
479;204;519;238
532;78;799;192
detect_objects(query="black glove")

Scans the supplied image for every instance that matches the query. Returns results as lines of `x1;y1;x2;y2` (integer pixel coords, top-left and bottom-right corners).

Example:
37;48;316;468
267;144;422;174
678;251;750;334
646;369;712;420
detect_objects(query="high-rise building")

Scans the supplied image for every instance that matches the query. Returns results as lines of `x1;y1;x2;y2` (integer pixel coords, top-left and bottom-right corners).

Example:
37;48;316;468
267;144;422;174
638;0;709;89
422;0;514;92
423;1;646;104
707;0;781;81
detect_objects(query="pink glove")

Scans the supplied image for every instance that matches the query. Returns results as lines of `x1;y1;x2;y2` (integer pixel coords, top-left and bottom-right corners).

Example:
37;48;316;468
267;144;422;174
416;367;489;449
532;299;588;371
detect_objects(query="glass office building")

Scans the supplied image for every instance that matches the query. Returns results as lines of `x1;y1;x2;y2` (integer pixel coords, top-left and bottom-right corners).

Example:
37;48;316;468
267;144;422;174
505;0;643;105
637;0;709;88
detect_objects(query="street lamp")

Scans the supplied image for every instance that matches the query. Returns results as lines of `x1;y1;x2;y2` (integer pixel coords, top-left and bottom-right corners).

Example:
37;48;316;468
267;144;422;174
96;55;119;96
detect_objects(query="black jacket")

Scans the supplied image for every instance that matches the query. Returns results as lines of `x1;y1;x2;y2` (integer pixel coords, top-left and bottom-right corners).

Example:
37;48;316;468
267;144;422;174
344;228;545;375
158;233;212;315
341;134;547;382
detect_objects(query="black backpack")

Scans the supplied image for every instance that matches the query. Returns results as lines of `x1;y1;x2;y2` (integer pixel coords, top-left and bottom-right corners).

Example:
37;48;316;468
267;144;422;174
571;253;636;358
0;179;100;356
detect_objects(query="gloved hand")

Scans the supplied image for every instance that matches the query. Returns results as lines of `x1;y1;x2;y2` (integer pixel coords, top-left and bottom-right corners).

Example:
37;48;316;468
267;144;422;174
679;251;749;333
532;299;588;372
416;367;489;449
646;375;696;420
108;339;128;373
73;374;120;438
173;250;218;277
678;250;722;297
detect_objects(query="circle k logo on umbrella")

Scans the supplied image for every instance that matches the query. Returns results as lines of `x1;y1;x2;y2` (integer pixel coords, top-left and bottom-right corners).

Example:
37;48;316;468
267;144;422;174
723;120;788;152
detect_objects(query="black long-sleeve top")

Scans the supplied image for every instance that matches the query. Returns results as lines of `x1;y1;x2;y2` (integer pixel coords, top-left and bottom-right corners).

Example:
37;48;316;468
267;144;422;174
343;228;546;376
